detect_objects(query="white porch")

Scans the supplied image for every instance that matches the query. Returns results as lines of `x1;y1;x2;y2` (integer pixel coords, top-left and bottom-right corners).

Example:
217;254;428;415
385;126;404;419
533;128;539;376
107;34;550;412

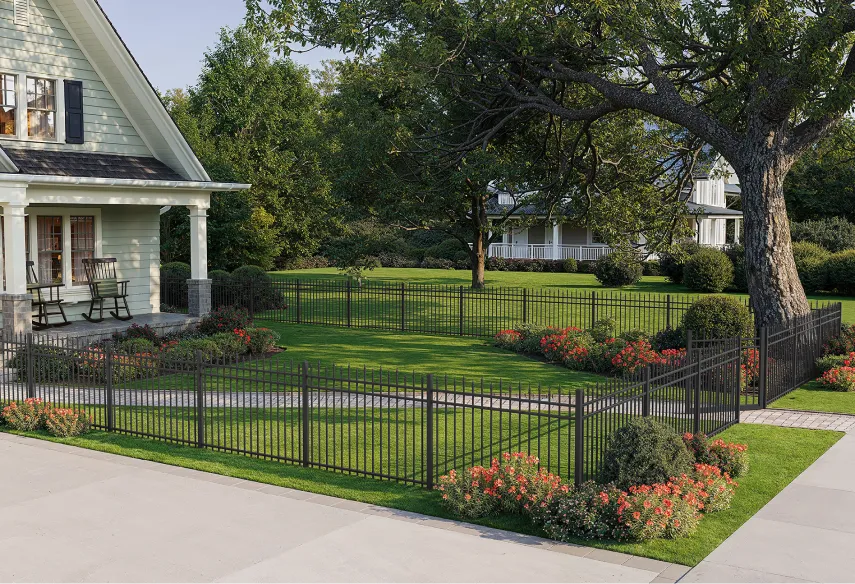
486;243;614;261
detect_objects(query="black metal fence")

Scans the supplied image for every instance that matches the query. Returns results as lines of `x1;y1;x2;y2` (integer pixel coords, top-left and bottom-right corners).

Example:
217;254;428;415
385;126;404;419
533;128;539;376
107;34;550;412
0;326;753;486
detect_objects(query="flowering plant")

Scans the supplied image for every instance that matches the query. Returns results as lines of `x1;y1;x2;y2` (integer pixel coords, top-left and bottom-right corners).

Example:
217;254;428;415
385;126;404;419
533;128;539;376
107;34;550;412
44;408;92;437
246;327;281;354
2;398;51;431
493;329;523;350
620;481;703;540
690;464;737;512
740;348;760;387
611;340;661;375
659;348;687;366
707;439;749;477
435;468;497;518
539;482;630;542
540;327;588;363
818;366;855;392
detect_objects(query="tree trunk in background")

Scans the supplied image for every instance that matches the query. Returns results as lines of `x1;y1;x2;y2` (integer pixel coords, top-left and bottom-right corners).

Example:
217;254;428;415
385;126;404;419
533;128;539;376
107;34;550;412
737;154;811;327
470;194;488;289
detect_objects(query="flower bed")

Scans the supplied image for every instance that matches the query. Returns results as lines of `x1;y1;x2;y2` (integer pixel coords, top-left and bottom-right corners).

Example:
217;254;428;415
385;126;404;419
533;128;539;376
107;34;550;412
436;428;747;545
813;328;855;392
1;398;92;437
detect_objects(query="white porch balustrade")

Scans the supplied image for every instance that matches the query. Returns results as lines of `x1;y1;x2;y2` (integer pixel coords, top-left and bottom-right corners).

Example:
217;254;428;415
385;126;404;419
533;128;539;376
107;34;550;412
485;244;614;261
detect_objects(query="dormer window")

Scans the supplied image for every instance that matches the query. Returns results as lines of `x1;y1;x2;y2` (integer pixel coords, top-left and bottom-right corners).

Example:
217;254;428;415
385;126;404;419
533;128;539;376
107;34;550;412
27;77;56;140
0;74;16;136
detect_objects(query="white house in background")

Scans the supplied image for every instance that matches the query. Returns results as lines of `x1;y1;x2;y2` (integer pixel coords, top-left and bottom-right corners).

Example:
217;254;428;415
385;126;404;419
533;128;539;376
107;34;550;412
0;0;249;336
485;157;743;261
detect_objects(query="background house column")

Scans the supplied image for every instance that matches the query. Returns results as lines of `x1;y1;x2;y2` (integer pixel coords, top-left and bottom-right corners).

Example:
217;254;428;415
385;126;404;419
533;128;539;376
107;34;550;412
1;198;32;337
187;205;211;318
552;223;561;260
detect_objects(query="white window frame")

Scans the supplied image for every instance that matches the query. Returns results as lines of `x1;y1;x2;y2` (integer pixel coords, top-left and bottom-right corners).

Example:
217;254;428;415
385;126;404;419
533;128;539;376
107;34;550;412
27;208;102;290
0;67;66;144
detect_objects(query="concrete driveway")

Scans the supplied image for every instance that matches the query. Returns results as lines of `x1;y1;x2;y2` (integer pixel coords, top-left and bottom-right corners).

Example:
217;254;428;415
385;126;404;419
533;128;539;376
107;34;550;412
0;433;688;583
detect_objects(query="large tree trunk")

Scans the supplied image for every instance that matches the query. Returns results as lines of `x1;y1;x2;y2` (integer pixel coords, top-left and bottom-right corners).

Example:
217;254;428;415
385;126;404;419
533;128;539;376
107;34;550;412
737;155;811;327
469;193;488;289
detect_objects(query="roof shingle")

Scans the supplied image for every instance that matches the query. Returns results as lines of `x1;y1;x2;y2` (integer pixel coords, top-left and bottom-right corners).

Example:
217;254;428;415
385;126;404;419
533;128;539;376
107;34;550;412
1;148;186;181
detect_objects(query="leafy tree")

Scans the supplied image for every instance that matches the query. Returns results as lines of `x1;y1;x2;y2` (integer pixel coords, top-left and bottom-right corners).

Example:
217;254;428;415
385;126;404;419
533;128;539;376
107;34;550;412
162;27;338;270
248;0;855;325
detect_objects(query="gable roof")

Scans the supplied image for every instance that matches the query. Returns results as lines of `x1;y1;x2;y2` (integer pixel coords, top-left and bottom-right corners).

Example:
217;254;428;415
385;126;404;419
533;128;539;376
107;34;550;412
3;148;185;181
44;0;210;181
0;144;18;173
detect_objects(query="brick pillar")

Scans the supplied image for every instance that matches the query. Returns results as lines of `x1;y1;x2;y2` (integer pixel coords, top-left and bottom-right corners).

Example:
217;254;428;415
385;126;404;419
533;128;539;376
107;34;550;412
187;279;212;318
2;293;33;338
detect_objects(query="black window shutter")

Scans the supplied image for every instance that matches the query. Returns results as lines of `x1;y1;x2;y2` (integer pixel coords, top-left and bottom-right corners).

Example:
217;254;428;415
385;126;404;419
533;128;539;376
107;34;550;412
64;80;84;144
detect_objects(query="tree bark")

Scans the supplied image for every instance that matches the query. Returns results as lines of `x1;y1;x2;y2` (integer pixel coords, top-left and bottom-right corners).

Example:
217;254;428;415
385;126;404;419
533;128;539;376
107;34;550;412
736;155;811;327
470;193;488;289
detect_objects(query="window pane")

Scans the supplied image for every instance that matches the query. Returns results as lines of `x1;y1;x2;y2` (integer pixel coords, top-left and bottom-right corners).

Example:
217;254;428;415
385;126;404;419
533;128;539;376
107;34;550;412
37;216;63;284
26;77;56;139
28;110;55;139
0;74;16;136
71;216;95;284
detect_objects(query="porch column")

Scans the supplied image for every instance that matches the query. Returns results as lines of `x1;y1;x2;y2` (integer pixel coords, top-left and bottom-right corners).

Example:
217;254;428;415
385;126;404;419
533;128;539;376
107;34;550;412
187;205;211;318
734;218;741;244
552;223;561;260
1;200;32;337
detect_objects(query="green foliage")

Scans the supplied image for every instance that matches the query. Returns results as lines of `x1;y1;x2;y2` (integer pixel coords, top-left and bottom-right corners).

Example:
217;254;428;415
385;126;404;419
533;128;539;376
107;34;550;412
723;245;748;292
209;270;232;284
209;332;250;359
683;297;753;339
791;217;855;253
825;324;855;356
619;329;650;343
162;339;223;365
118;338;157;355
245;327;282;354
161;27;337;270
199;305;253;336
824;250;855;295
658;242;702;285
652;327;686;351
601;418;694;490
594;254;643;288
161;262;191;281
683;248;734;293
9;347;75;383
539;482;630;542
590;318;617;343
792;242;831;293
816;354;851;374
563;258;579;273
230;265;285;309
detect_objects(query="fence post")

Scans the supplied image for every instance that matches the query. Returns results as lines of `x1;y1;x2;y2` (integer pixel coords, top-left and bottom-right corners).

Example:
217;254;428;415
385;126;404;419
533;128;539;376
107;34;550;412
590;291;597;326
642;365;651;417
25;333;35;399
758;327;768;409
693;357;701;434
346;280;352;328
666;295;672;329
296;279;302;324
522;289;528;324
302;361;310;467
400;282;406;332
574;388;584;486
249;278;255;319
426;374;434;489
105;346;115;431
195;350;205;448
685;330;694;414
458;286;464;336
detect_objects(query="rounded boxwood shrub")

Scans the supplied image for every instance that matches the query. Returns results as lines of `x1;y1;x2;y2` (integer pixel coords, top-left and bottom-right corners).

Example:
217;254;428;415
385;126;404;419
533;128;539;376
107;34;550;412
161;262;191;309
682;296;753;339
563;258;578;273
594;254;642;287
161;261;191;281
683;248;734;293
600;418;694;489
658;242;701;284
231;265;285;310
723;244;748;292
824;250;855;296
792;241;830;293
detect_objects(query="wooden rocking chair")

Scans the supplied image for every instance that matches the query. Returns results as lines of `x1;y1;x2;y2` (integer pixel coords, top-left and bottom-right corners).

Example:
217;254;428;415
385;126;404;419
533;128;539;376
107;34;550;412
81;258;133;323
26;261;70;330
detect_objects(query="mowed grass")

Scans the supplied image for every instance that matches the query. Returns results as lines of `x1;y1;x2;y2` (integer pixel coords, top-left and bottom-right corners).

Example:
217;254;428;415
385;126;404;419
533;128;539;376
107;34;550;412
3;423;839;566
271;267;855;323
769;380;855;415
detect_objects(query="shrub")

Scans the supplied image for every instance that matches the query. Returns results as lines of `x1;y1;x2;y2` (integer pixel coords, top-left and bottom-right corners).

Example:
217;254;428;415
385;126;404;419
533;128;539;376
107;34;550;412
682;432;710;462
723;244;748;292
113;324;161;345
619;329;650;343
792;242;830;293
824;250;855;295
280;256;330;270
514;324;562;354
540;327;590;364
816;353;853;374
590;317;617;343
588;338;629;373
659;242;702;284
683;248;734;293
1;398;50;431
594;254;643;287
622;481;703;540
118;338;157;355
44;408;92;438
563;258;578;273
611;340;662;375
231;265;285;310
601;418;694;489
199;305;252;336
691;463;738;513
161;261;191;281
707;439;750;477
161;338;223;366
435;468;497;518
818;366;855;392
642;260;661;276
825;324;855;356
682;296;752;339
246;327;281;354
421;256;455;270
209;331;250;359
493;329;523;351
538;482;630;542
377;252;420;268
791;216;855;253
652;327;686;351
9;346;75;383
577;261;597;274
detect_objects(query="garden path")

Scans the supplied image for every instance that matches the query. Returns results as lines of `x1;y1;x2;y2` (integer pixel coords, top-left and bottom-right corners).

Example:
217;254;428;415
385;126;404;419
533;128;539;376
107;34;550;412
0;432;689;583
741;408;855;433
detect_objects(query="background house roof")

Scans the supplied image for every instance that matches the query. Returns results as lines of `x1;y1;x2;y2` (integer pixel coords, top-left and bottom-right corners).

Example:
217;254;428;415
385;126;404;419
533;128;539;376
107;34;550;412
687;202;743;216
2;149;185;181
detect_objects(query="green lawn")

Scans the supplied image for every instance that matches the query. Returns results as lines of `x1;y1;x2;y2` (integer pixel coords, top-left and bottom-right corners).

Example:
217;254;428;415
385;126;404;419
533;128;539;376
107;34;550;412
271;268;855;323
3;423;839;567
769;380;855;415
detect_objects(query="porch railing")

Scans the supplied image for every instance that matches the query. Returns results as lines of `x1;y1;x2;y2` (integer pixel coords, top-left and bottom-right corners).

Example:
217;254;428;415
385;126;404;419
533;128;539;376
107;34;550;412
486;244;614;261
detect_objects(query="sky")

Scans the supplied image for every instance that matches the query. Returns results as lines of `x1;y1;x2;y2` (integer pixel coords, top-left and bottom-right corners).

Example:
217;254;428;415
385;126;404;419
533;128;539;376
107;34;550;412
98;0;343;91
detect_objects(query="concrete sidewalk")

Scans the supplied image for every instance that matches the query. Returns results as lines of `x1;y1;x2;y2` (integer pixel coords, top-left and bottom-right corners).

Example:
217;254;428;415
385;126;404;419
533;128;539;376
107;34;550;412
683;431;855;583
0;433;689;583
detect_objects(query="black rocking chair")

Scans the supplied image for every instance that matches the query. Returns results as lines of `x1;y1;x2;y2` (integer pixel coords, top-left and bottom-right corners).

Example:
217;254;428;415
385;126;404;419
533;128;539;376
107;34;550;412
26;261;70;330
81;258;133;323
